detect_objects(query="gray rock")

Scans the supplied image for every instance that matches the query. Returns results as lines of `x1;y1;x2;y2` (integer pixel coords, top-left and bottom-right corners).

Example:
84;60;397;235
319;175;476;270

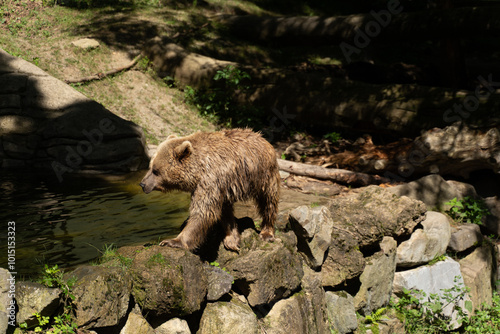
289;205;334;268
119;312;155;334
205;264;233;301
396;211;451;267
328;185;427;248
320;228;365;287
448;223;483;253
217;229;303;307
388;174;476;211
130;246;207;317
263;288;328;334
15;281;61;326
0;269;14;334
70;265;131;328
484;196;500;236
198;298;258;334
71;38;100;49
155;318;191;334
459;244;494;310
355;237;397;315
325;291;358;334
393;257;471;329
0;48;149;174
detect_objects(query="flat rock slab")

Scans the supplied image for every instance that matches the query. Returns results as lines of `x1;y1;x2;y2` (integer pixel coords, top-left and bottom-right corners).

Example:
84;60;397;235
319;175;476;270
71;38;100;49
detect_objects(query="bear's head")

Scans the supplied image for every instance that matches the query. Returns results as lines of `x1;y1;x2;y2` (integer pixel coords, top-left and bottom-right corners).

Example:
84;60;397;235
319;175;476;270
139;135;195;194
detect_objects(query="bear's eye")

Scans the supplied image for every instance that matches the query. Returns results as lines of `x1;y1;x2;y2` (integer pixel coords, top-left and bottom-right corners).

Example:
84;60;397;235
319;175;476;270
152;169;160;176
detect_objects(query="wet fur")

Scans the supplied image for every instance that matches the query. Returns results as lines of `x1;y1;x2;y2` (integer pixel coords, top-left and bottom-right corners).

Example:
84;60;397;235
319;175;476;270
140;129;280;251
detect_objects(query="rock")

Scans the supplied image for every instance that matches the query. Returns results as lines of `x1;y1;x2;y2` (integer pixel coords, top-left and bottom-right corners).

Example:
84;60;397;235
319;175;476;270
263;288;328;334
411;122;500;178
70;265;131;328
130;246;207;317
459;244;494;310
484;196;500;236
328;186;427;248
0;48;149;175
205;264;233;301
396;211;451;267
393;257;471;329
448;223;483;253
198;298;258;334
354;237;397;315
289;205;334;268
320;228;365;287
217;229;303;307
297;265;329;334
388;174;477;211
71;38;100;49
144;37;235;89
15;281;61;326
119;312;155;334
325;291;358;334
0;269;14;334
377;309;405;334
155;318;191;334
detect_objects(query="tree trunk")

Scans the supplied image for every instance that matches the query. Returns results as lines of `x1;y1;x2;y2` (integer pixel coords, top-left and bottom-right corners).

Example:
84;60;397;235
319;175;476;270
221;7;500;44
278;159;391;186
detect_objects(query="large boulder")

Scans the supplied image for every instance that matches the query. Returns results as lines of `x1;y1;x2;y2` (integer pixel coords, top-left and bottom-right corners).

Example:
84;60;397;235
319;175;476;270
393;257;471;329
155;318;191;334
216;229;303;307
328;186;427;248
263;286;328;334
15;281;61;327
198;298;258;334
289;205;334;269
119;312;155;334
459;244;494;310
388;174;477;211
205;264;233;302
0;48;148;174
129;246;207;317
354;237;397;315
396;211;451;267
70;265;131;328
320;228;365;287
448;223;483;253
325;291;358;334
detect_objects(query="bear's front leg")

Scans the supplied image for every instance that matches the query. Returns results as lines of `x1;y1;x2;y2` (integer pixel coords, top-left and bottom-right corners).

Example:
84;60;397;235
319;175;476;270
221;202;240;252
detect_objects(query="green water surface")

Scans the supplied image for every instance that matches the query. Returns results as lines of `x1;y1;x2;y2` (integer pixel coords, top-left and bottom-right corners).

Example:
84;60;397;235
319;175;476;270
0;169;191;276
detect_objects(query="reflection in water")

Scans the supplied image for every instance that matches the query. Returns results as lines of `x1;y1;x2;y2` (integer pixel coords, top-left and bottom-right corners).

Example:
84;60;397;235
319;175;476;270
0;170;191;277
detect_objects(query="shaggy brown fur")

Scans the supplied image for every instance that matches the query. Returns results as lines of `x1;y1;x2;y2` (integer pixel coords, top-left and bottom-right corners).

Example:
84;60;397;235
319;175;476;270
139;129;280;251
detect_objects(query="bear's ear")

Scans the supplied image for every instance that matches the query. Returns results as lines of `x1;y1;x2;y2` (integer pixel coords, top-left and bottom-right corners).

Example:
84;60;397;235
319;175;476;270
167;134;178;140
174;141;193;161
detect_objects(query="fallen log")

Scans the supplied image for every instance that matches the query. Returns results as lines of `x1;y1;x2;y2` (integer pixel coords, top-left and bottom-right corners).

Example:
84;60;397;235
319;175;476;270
221;7;500;44
64;54;142;84
278;159;391;186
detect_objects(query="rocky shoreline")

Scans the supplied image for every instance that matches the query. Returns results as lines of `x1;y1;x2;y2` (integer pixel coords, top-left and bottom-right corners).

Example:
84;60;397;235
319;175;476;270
3;176;499;334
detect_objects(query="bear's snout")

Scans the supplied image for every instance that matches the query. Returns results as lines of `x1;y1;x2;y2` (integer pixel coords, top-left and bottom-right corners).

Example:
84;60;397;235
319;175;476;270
139;182;153;194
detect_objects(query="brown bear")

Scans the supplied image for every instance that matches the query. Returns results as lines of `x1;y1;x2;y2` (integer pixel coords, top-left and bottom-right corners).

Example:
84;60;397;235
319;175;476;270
139;128;280;251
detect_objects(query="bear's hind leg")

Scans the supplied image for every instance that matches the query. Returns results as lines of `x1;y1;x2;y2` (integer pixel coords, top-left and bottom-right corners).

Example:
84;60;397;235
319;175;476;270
221;202;240;252
256;193;278;242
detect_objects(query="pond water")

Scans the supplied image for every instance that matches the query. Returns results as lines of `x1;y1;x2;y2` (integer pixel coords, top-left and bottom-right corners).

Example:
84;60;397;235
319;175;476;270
0;170;191;277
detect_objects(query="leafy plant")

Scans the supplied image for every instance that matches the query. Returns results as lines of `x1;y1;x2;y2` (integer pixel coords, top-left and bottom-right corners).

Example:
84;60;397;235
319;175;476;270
323;131;342;143
184;65;264;128
445;196;490;225
391;277;472;333
25;264;79;333
363;307;389;334
464;291;500;333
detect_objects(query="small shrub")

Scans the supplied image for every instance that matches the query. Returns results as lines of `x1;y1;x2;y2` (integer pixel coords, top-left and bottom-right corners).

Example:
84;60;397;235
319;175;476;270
323;131;342;143
184;65;265;129
445;196;490;225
